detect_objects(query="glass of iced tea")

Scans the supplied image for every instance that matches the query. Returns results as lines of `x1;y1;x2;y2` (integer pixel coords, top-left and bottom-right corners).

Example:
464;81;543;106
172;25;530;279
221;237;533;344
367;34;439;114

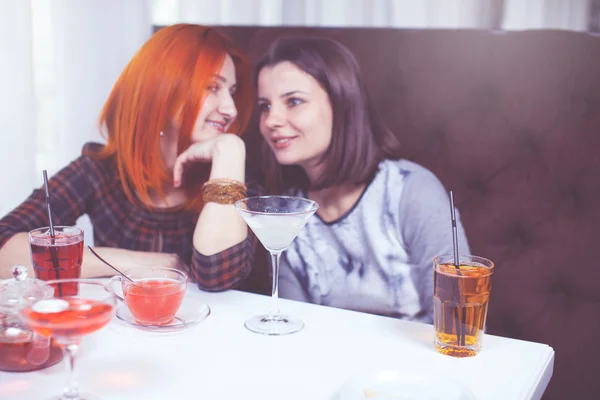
19;279;117;399
109;267;187;326
29;226;84;296
433;254;494;357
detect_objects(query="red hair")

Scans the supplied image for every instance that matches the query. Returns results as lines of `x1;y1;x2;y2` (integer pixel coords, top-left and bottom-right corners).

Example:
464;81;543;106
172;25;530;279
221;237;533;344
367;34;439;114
98;24;253;211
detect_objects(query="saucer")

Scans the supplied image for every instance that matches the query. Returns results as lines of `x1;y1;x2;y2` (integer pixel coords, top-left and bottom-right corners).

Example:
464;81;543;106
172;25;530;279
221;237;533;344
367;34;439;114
116;297;210;333
338;369;477;400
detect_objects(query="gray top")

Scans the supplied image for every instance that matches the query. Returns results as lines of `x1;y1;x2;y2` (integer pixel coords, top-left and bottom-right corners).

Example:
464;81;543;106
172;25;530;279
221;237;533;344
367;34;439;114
279;159;470;323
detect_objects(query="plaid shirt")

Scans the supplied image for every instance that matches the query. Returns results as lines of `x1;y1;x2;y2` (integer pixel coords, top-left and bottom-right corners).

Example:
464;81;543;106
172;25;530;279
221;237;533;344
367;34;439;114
0;142;260;291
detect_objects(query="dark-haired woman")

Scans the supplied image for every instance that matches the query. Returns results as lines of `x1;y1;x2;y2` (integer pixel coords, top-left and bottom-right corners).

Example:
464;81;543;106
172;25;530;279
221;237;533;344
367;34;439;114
254;36;470;322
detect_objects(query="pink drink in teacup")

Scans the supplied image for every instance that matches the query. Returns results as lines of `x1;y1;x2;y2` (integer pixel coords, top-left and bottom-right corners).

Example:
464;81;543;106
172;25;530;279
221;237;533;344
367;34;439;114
110;267;187;326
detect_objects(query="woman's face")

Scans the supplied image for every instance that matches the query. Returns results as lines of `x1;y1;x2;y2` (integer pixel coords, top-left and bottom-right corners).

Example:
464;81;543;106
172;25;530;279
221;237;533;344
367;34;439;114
191;54;238;142
161;55;238;172
170;54;238;143
257;61;333;170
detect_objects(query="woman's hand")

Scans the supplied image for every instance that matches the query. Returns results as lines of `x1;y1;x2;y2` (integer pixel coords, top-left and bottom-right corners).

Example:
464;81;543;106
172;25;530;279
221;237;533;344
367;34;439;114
173;134;246;187
82;247;189;278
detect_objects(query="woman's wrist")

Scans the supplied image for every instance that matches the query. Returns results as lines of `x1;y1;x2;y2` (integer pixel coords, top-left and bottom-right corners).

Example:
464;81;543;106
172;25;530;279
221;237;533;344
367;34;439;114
201;178;247;205
209;135;246;182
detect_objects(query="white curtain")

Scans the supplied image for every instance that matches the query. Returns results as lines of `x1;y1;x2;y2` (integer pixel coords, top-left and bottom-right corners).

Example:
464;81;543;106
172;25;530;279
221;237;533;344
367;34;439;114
503;0;590;31
152;0;589;30
152;0;494;28
0;0;592;220
0;1;36;217
34;0;152;175
0;0;151;244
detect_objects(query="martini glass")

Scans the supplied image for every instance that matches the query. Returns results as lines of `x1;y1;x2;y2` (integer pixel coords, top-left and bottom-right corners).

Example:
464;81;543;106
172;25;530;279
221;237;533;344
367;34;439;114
234;196;318;335
19;279;117;400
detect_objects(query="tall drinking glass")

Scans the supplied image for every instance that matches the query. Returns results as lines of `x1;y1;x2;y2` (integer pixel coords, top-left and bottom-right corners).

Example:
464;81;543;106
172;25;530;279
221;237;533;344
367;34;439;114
29;226;84;296
234;196;318;336
433;255;494;357
19;279;117;400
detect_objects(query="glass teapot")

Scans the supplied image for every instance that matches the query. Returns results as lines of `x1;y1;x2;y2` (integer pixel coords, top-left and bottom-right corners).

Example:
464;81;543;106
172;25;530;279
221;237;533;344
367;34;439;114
0;265;63;372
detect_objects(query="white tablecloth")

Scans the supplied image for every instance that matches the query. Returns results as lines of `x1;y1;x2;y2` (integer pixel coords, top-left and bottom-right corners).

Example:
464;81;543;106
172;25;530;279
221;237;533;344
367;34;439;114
0;286;554;400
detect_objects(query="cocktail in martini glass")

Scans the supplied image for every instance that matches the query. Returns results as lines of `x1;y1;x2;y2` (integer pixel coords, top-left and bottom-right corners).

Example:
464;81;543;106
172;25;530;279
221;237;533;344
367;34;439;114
234;196;318;335
20;279;117;400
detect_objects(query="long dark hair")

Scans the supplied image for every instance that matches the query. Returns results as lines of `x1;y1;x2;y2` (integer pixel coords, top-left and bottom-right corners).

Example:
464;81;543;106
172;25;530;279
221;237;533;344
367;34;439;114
255;36;402;194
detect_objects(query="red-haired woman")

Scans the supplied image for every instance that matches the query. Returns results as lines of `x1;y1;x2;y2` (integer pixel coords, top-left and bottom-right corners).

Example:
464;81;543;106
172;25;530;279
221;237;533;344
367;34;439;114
0;24;259;291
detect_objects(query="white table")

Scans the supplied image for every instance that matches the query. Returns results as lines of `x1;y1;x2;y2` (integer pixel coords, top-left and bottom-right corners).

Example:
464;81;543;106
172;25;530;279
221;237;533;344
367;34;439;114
0;287;554;400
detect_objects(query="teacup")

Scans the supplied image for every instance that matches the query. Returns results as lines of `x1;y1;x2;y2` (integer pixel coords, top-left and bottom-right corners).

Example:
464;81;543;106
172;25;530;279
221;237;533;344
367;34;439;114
108;267;187;326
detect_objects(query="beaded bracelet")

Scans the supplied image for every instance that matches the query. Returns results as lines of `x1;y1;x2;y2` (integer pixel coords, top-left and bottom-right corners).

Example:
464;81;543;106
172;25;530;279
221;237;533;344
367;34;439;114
201;178;247;205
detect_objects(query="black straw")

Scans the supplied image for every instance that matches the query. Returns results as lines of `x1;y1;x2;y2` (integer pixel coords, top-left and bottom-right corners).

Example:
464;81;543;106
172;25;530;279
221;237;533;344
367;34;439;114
42;170;62;296
87;246;134;282
43;171;55;238
449;191;465;346
449;191;460;268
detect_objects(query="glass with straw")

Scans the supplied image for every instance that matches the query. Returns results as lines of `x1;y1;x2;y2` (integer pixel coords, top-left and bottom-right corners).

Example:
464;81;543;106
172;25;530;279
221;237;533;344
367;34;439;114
433;191;495;357
28;170;84;296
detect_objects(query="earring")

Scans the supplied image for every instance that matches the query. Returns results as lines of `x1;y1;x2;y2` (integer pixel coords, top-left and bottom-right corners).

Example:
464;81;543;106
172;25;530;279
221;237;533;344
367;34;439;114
159;131;164;137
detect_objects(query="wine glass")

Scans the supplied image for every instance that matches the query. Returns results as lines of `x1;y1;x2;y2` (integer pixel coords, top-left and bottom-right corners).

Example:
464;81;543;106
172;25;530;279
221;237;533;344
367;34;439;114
19;279;117;400
234;196;318;335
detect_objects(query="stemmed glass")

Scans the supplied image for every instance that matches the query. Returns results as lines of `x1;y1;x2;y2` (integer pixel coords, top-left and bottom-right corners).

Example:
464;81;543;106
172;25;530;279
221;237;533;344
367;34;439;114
19;279;117;400
234;196;318;336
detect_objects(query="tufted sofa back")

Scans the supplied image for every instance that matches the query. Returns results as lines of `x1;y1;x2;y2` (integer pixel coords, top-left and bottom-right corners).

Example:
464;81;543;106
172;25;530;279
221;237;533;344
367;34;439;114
212;26;600;399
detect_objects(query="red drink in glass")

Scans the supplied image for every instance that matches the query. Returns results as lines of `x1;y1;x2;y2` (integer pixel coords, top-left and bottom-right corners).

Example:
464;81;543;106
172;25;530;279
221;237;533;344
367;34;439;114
123;278;186;325
29;227;84;296
0;337;63;372
0;265;64;372
18;279;116;400
21;298;115;339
